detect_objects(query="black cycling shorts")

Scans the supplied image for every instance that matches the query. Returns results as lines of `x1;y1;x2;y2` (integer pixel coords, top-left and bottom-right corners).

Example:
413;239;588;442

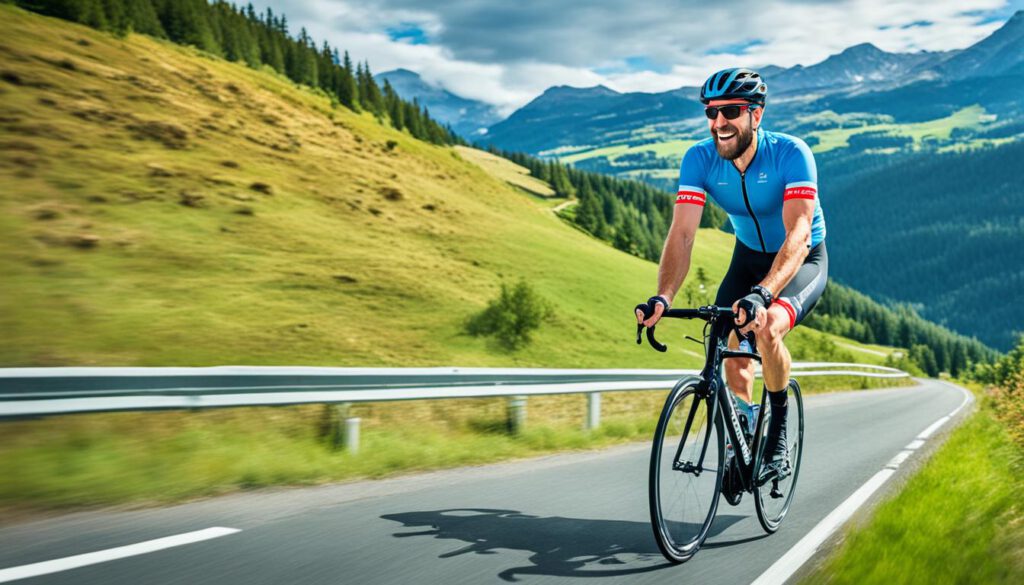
714;240;828;329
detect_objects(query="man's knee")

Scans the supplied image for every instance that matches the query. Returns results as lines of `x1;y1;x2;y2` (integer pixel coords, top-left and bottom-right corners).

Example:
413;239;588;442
755;307;791;346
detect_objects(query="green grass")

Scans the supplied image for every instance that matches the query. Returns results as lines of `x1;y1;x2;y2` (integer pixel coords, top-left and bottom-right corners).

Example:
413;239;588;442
622;168;678;180
454;145;556;199
0;407;652;508
806;105;995;153
552;139;696;168
804;399;1024;584
619;139;696;159
558;143;631;164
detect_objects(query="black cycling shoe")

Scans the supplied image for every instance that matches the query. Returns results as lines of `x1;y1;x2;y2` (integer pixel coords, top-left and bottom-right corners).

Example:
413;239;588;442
761;409;790;475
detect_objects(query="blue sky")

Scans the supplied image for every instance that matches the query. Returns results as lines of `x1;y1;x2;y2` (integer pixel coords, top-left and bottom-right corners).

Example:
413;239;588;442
253;0;1023;113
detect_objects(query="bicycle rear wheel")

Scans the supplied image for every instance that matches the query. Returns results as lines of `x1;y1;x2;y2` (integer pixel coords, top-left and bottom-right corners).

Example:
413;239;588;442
754;379;805;533
649;378;724;563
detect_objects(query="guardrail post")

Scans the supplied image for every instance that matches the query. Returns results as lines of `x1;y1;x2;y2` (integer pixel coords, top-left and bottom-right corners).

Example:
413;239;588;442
345;417;361;455
508;395;527;434
585;392;601;430
329;403;359;452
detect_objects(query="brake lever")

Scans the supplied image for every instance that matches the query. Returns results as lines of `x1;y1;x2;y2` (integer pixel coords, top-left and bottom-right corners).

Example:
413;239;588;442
635;323;644;345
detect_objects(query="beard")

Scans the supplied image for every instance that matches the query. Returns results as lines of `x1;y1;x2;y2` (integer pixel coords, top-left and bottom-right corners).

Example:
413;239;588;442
713;123;755;160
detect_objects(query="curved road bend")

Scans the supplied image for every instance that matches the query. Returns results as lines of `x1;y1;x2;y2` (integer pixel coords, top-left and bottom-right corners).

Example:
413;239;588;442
0;379;968;585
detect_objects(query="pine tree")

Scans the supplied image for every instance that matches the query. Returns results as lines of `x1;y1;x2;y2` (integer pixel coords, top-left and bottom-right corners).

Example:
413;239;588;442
356;61;384;115
336;51;358;110
156;0;219;53
382;80;404;130
101;0;128;35
124;0;164;36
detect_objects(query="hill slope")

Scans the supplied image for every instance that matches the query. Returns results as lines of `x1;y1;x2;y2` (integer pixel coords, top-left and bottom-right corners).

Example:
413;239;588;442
0;6;886;369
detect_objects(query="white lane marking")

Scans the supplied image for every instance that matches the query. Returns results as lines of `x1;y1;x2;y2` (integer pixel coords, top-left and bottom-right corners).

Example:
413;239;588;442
917;416;949;440
904;439;925;450
0;527;240;583
751;469;895;585
886;450;913;469
750;383;972;585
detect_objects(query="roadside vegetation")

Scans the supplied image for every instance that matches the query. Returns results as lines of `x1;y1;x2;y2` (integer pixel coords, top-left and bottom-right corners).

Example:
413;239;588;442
807;404;1024;585
805;341;1024;584
0;374;908;511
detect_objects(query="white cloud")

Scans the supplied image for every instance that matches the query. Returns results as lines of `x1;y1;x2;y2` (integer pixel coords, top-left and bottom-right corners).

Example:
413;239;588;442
252;0;1017;112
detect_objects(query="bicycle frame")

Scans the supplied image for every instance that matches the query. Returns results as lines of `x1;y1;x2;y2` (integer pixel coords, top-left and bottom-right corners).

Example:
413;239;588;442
642;306;767;491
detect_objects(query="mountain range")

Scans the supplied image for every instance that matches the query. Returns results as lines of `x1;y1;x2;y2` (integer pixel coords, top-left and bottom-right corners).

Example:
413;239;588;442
484;10;1024;154
374;68;502;138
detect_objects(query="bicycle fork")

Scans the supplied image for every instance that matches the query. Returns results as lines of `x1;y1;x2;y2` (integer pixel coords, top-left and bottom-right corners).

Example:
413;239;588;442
671;392;714;475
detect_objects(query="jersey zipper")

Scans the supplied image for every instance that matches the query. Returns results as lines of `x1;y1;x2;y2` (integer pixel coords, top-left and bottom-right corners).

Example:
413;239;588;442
739;171;767;252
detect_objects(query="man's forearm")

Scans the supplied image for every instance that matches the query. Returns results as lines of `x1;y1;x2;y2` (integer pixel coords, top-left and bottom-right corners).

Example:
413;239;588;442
657;233;695;303
760;226;810;296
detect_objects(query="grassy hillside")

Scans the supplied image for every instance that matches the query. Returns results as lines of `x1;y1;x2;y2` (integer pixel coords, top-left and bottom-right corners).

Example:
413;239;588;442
0;6;889;369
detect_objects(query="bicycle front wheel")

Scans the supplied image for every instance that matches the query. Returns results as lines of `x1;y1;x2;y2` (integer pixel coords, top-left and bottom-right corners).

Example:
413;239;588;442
649;378;724;563
754;379;805;533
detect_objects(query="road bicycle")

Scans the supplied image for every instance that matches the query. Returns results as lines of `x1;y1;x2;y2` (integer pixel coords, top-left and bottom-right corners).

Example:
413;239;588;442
635;305;804;563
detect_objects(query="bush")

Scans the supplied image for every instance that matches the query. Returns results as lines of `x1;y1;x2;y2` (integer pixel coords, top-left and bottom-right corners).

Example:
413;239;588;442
976;336;1024;447
466;279;553;350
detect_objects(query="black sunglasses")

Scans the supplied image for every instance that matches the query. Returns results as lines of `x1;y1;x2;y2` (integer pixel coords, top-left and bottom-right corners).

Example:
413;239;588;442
704;104;758;120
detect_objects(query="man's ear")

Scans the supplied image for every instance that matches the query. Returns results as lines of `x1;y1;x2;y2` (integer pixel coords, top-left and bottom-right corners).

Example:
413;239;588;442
753;106;764;129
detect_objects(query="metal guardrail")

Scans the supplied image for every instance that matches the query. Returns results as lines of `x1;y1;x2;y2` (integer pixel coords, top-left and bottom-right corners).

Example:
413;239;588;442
0;364;909;454
0;363;908;418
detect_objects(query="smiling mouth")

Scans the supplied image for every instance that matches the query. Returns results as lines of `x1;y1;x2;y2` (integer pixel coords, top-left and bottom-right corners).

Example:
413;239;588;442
716;131;736;141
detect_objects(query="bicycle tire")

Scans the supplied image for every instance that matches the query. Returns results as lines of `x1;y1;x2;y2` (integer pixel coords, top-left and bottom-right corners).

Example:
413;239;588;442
649;377;725;563
754;379;805;533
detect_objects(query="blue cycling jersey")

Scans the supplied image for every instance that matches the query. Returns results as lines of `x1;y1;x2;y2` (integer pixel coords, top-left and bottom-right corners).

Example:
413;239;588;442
676;129;826;253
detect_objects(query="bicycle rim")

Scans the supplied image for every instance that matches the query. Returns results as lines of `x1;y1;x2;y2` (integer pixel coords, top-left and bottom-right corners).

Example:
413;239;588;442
649;379;724;563
754;380;805;533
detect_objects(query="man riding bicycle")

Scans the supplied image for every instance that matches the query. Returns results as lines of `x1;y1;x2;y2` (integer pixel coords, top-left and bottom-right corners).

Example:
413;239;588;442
635;67;828;473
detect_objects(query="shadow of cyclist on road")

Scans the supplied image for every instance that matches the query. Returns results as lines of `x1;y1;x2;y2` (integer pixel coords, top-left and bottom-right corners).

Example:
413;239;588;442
381;508;745;581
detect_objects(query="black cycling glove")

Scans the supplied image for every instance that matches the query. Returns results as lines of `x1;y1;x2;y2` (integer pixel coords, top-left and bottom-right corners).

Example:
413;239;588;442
636;295;670;321
736;286;772;327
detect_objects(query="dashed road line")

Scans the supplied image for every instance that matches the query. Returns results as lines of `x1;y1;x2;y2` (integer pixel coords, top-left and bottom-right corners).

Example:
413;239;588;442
0;527;241;583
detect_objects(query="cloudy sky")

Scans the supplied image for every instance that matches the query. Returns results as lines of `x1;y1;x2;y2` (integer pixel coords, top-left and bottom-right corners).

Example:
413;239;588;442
254;0;1023;114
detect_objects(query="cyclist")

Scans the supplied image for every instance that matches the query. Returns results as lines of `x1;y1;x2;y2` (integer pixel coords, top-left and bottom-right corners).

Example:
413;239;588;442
635;67;827;473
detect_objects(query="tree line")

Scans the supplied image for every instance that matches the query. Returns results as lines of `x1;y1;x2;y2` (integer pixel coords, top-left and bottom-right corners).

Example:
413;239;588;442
14;0;463;146
804;281;996;377
817;139;1023;351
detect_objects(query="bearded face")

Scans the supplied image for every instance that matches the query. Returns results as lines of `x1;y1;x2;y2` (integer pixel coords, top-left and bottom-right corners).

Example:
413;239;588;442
712;116;755;160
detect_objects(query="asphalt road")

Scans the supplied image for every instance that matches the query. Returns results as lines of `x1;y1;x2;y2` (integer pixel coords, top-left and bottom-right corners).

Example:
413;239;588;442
0;379;968;585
